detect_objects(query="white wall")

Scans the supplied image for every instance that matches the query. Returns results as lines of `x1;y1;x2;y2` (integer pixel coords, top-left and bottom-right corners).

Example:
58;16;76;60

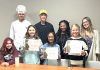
0;0;100;46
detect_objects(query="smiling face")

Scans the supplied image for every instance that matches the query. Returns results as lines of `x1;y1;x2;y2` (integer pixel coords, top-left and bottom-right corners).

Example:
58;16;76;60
6;40;12;49
82;19;90;29
17;13;25;22
59;22;67;32
71;24;80;38
48;32;55;44
28;26;36;37
39;14;47;22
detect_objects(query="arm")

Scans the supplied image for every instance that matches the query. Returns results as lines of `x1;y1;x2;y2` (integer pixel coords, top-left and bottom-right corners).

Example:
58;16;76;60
51;25;55;33
0;52;5;64
94;30;100;54
40;44;47;59
9;23;15;40
63;41;68;53
58;45;61;59
50;24;55;33
82;41;88;56
55;33;60;44
0;51;10;66
8;49;20;65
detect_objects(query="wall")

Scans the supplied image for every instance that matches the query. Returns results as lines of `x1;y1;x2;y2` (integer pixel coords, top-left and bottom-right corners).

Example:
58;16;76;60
0;0;100;46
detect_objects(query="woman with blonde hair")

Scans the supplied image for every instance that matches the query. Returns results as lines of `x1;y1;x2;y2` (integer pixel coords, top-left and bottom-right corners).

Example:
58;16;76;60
81;17;100;61
64;24;88;67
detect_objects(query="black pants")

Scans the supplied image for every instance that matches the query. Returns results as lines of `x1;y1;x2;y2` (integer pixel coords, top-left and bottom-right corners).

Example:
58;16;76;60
40;59;45;65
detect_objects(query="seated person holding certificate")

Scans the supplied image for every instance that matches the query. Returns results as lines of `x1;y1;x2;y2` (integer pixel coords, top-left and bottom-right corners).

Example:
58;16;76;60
23;25;42;64
0;37;19;66
63;24;88;67
40;32;60;65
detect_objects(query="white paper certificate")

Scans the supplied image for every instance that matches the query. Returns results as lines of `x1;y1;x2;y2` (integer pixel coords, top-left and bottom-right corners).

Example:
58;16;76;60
45;47;58;59
28;39;39;51
69;40;82;55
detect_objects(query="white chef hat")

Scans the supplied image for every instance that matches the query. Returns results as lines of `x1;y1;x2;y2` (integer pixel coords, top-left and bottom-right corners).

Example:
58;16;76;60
16;5;26;14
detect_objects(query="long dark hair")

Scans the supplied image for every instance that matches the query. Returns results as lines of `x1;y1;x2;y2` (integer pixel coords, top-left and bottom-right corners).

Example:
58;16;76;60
56;20;70;37
25;25;39;39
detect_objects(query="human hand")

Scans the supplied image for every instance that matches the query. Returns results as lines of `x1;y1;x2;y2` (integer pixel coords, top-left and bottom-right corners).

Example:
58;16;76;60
40;52;47;59
1;62;9;67
81;51;86;56
40;55;44;59
63;48;67;53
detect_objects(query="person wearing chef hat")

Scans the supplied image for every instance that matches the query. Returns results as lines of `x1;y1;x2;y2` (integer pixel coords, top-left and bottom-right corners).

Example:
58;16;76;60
9;5;31;52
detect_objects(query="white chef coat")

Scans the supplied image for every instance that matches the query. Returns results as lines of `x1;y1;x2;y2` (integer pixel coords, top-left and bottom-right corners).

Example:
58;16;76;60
10;20;31;50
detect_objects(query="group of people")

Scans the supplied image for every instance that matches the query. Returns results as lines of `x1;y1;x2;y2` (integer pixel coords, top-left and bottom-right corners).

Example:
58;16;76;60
0;5;99;67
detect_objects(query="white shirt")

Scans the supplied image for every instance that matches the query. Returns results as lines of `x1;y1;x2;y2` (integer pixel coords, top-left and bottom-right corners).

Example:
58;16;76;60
10;20;31;50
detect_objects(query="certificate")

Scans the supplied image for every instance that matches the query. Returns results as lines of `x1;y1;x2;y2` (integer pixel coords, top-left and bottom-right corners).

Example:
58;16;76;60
45;47;59;59
28;39;39;51
69;40;83;55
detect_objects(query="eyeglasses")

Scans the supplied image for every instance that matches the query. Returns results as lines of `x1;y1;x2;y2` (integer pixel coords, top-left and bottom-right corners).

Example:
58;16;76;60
18;14;25;16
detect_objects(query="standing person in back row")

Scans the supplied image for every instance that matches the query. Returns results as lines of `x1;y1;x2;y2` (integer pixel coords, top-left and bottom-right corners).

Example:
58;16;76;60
9;5;31;51
56;20;71;59
35;9;55;44
81;17;100;61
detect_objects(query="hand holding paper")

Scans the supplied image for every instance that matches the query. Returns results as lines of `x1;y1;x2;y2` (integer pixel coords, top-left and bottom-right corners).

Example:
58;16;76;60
45;47;59;59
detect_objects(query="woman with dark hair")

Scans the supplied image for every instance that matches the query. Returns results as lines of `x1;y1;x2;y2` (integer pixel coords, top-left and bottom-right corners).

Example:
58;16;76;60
0;37;19;66
56;20;71;59
40;32;60;64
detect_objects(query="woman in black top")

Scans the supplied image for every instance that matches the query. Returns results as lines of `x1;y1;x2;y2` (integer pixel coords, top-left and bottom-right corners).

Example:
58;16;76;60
56;20;70;59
